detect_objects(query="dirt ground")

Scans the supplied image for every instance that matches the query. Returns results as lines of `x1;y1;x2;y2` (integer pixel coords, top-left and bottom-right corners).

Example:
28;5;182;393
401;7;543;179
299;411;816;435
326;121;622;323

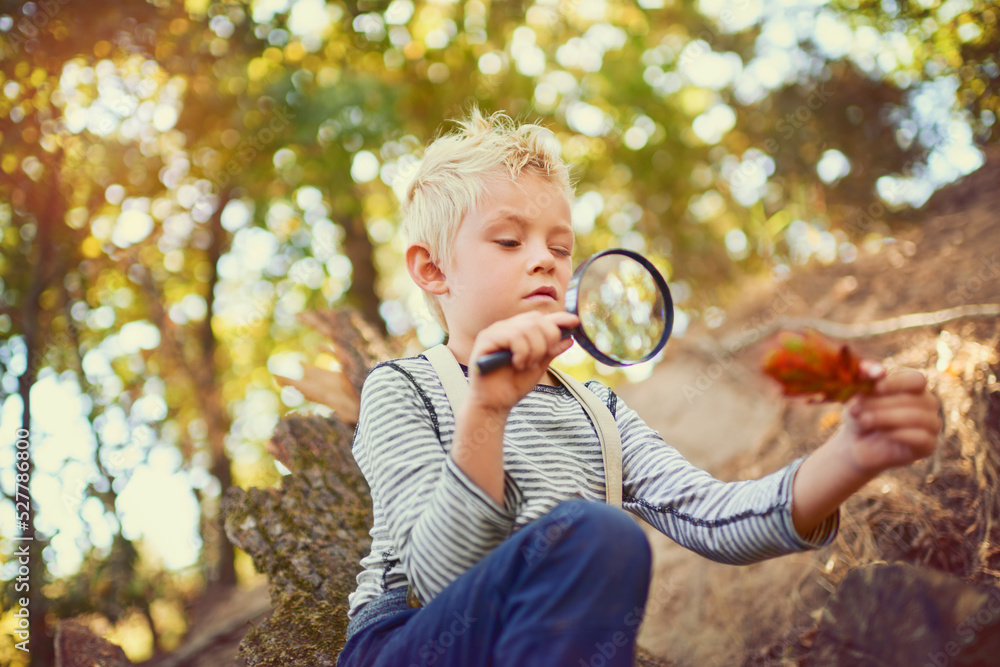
620;144;1000;665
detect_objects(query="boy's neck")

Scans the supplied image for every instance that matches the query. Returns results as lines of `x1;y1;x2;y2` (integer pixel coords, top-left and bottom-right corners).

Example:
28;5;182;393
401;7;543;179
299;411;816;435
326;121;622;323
445;338;475;368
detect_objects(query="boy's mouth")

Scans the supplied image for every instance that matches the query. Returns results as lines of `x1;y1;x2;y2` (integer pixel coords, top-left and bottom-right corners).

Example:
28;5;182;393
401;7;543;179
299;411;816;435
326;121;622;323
525;286;557;300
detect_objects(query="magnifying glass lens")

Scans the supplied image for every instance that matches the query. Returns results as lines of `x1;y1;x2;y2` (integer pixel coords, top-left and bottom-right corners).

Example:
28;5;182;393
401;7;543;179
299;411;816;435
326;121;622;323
577;254;668;364
474;249;673;374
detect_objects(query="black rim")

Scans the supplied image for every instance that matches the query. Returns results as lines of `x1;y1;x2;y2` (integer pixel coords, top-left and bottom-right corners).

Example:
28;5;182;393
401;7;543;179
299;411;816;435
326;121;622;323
565;248;673;367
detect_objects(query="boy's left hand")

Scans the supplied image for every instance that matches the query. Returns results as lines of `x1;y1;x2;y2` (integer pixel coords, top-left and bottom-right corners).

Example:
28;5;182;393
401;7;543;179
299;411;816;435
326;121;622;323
840;361;943;474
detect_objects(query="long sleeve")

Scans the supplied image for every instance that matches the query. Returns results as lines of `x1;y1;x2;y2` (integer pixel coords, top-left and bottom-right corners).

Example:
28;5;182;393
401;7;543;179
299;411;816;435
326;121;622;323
351;362;525;605
586;381;839;564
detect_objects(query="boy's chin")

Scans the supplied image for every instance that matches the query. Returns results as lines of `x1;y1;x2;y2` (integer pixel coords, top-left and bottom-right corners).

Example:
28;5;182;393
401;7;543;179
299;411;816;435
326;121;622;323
521;298;565;312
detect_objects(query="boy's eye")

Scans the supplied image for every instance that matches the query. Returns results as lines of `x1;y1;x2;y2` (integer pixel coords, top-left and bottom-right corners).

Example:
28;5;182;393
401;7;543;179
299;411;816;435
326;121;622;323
494;239;571;257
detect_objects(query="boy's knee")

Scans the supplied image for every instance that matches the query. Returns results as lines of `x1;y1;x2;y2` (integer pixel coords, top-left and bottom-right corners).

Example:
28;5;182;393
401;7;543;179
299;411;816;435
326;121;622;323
589;503;651;560
548;500;651;565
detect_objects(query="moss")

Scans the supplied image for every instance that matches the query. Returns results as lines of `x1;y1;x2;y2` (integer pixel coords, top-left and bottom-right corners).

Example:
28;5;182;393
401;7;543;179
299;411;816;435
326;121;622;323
239;591;344;666
222;309;381;666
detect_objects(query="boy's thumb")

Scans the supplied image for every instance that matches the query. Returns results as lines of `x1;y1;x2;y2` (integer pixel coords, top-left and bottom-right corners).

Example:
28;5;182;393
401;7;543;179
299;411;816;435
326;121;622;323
862;359;885;379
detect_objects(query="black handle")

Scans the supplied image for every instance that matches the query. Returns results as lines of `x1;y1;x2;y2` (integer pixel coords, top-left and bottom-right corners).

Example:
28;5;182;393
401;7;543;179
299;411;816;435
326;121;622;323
474;328;574;375
475;350;513;375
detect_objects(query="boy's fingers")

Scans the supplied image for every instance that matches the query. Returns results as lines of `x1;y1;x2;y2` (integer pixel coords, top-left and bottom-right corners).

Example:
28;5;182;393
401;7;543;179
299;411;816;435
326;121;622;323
878;428;938;454
541;318;564;345
519;314;572;367
856;393;935;412
550;311;580;329
857;406;941;434
540;338;573;367
874;368;927;395
482;311;579;370
525;327;548;368
508;331;531;369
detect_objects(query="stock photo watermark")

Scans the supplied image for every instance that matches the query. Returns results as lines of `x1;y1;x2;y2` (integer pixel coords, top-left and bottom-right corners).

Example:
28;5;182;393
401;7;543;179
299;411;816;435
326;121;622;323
579;604;644;667
945;254;998;306
682;287;802;404
226;259;313;344
406;609;477;667
204;104;297;190
518;500;587;566
767;83;835;144
9;428;34;653
924;586;1000;667
873;523;914;555
2;0;72;55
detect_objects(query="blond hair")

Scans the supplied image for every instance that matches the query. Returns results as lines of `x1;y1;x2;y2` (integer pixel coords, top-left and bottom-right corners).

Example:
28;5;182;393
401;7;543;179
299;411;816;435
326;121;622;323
401;107;574;332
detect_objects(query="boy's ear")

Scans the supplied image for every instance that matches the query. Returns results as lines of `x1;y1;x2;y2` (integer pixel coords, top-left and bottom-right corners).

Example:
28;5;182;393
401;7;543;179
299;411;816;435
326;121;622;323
405;243;449;296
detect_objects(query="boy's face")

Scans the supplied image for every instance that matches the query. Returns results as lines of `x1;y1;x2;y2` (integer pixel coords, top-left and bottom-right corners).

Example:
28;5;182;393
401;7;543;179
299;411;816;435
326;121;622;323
440;172;574;344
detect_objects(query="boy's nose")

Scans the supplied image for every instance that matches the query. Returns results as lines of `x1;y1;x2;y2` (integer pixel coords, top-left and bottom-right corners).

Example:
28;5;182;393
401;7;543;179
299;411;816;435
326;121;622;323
527;244;556;272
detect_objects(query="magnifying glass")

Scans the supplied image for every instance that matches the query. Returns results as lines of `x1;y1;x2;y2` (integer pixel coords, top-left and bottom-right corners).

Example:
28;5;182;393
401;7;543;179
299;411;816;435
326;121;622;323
475;248;674;374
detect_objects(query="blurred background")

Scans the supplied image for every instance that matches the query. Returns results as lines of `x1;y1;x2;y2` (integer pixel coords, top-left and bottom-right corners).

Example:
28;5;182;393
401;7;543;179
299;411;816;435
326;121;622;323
0;0;997;663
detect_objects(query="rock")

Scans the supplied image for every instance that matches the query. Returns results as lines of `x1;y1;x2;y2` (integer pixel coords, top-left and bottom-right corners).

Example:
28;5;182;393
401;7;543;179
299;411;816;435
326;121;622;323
806;562;1000;667
222;309;388;665
236;590;343;667
221;411;374;665
54;619;133;667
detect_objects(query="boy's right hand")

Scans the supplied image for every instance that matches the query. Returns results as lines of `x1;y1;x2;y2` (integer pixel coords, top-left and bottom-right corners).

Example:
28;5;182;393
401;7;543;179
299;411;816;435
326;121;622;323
466;310;580;414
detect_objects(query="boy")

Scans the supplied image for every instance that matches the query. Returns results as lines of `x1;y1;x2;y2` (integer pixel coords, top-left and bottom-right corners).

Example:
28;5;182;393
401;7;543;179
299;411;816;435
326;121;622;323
336;109;942;667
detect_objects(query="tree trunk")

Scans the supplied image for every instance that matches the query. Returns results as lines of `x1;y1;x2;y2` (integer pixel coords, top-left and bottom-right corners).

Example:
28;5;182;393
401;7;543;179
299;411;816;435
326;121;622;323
203;189;238;587
220;309;396;664
342;214;387;338
19;160;60;666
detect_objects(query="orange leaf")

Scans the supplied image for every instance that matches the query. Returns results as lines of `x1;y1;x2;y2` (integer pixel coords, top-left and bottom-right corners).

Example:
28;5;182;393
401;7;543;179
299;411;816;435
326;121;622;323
761;328;876;403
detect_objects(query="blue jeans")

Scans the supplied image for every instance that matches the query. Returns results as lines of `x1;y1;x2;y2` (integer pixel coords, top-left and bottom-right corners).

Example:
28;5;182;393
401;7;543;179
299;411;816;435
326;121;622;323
336;498;653;667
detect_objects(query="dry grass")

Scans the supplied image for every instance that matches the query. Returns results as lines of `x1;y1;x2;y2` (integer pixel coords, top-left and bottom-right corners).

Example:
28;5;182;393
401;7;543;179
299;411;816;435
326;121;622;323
635;143;1000;664
723;323;1000;667
829;326;1000;583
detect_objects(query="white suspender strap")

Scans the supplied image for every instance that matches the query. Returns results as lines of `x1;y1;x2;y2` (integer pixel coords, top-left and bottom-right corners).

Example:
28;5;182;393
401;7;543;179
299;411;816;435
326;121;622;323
548;366;623;509
423;344;469;412
422;344;622;509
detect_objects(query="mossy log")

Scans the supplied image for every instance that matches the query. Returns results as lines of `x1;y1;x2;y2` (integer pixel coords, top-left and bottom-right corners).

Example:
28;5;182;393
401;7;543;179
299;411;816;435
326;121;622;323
221;308;673;666
221;414;370;665
221;309;391;665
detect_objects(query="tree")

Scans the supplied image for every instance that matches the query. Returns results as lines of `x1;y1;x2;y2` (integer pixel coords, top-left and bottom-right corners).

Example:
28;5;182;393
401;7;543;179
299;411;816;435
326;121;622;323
2;0;998;663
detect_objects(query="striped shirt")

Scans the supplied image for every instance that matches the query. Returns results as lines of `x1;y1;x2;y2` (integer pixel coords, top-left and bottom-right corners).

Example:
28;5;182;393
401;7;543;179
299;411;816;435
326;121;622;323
346;355;839;619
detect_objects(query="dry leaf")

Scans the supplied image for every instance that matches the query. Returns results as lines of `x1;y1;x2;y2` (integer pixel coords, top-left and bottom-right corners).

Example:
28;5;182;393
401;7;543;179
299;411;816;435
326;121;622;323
273;364;361;424
761;328;877;403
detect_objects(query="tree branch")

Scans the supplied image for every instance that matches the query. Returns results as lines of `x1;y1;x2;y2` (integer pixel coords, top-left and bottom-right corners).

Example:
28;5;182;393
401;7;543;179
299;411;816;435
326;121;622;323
718;303;1000;356
135;249;202;384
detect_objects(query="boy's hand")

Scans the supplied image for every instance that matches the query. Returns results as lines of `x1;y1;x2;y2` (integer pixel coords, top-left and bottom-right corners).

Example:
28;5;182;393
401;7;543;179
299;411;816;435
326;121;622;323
792;360;942;538
466;311;580;414
838;361;943;474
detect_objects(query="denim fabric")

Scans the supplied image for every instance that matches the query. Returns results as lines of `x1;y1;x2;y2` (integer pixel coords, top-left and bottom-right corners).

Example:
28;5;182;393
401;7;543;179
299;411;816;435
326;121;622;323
336;498;652;667
345;587;410;644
